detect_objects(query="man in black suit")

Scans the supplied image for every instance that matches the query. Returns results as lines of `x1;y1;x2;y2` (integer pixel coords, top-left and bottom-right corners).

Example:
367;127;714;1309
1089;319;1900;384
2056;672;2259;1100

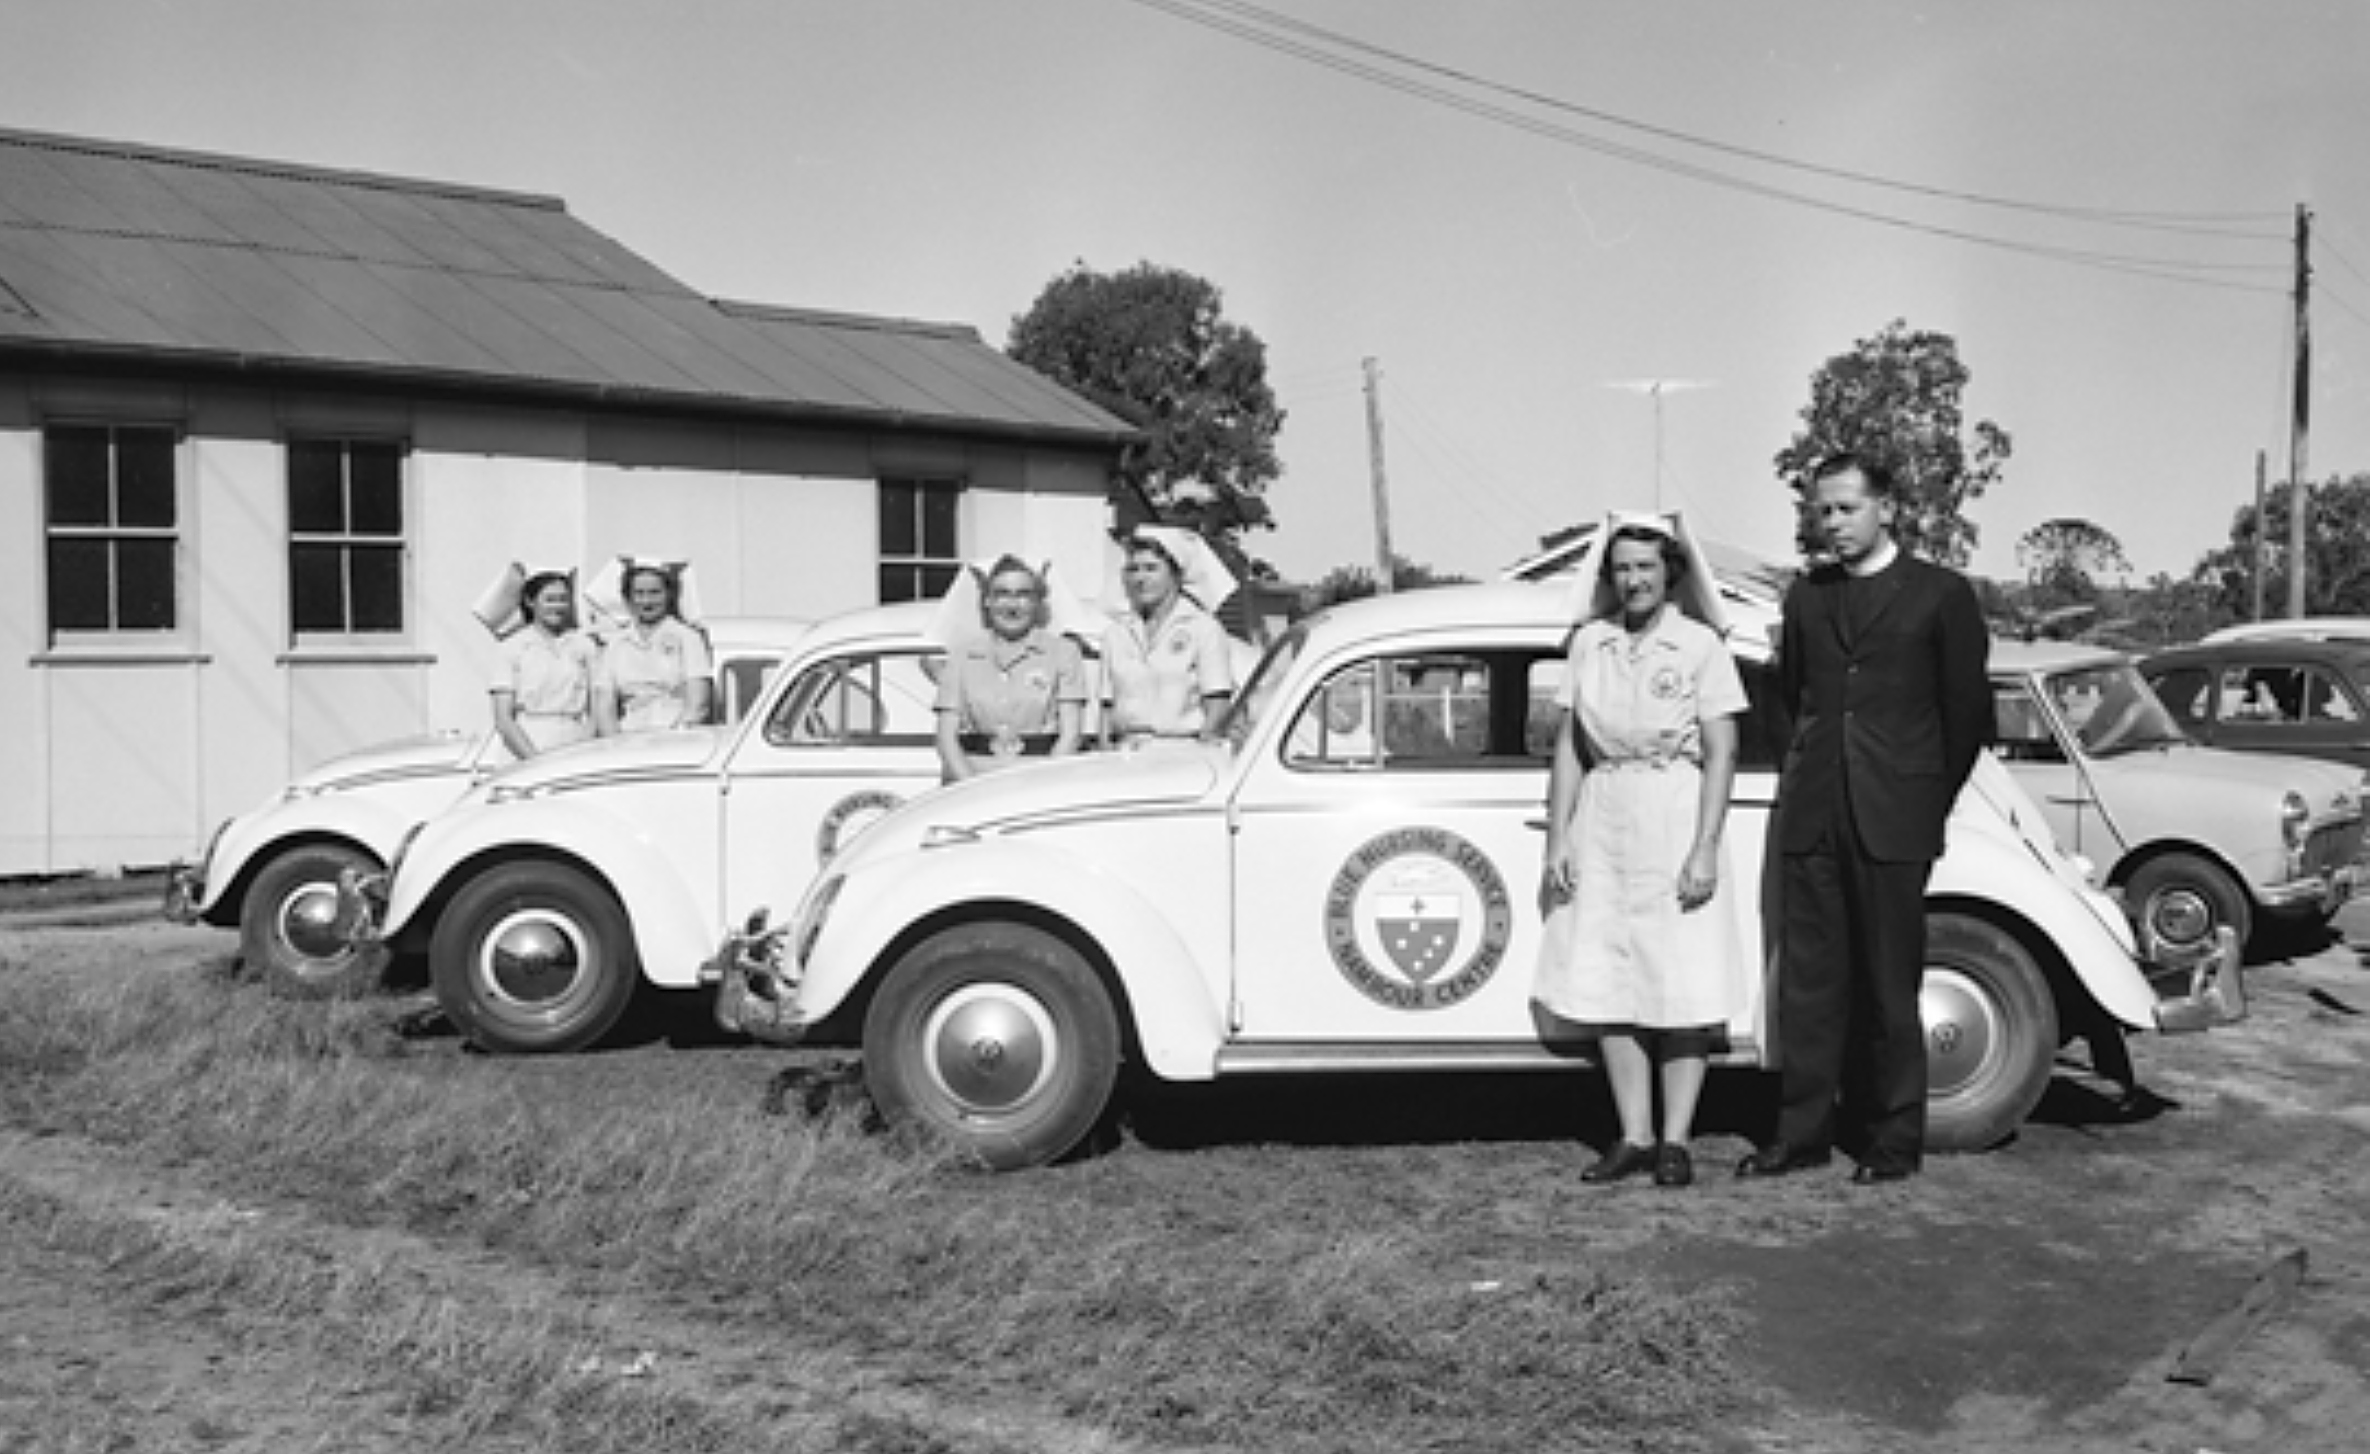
1739;453;1993;1184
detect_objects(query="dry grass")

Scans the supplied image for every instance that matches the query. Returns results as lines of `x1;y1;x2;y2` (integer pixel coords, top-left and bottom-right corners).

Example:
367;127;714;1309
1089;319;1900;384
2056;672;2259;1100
0;955;1748;1453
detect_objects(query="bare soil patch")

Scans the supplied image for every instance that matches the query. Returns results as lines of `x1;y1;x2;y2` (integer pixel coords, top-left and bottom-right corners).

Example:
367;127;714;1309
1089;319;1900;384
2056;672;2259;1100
5;914;2368;1452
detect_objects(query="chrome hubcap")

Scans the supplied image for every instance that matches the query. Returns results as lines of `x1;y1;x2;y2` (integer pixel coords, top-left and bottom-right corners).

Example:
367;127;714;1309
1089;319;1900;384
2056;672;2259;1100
1921;968;2002;1099
482;912;589;1007
921;985;1058;1118
277;881;350;962
2146;886;2213;946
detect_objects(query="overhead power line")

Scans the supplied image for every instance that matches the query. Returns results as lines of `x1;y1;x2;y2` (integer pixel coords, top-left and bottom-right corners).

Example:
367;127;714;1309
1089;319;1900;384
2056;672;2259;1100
1129;0;2291;293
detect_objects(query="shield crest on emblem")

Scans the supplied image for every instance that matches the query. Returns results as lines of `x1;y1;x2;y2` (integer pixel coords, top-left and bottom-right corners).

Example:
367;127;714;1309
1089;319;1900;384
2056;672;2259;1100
1374;892;1463;982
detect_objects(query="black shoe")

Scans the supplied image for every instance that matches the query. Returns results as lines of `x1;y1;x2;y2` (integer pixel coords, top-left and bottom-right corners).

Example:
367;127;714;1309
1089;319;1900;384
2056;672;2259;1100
1653;1143;1694;1188
1734;1144;1833;1179
1851;1163;1915;1185
1581;1141;1657;1184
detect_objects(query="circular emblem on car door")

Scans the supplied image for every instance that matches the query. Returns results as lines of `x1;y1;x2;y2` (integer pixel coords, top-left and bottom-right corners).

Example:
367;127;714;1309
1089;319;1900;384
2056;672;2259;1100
1324;827;1514;1010
816;789;903;861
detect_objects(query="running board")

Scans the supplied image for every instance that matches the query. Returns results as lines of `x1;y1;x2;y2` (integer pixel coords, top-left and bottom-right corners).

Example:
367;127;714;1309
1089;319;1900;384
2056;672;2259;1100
1213;1039;1760;1075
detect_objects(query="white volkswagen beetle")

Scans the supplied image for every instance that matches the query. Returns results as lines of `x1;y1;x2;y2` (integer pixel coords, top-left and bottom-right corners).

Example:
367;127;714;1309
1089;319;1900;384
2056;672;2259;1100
715;583;2245;1170
164;617;810;998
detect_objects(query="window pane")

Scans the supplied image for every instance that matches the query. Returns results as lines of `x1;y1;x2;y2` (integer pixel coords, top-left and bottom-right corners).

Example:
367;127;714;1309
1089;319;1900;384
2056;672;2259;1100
115;429;177;527
291;543;346;631
879;563;916;604
47;538;111;630
45;427;110;526
348;443;403;535
920;486;958;556
348;545;404;632
115;538;176;629
879;481;917;557
288;439;345;533
917;562;959;600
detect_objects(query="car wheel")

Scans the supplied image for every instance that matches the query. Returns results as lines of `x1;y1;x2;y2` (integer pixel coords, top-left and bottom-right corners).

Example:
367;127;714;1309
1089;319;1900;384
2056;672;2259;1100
1922;911;2060;1153
862;922;1121;1171
240;843;386;1000
2124;851;2252;955
430;862;640;1054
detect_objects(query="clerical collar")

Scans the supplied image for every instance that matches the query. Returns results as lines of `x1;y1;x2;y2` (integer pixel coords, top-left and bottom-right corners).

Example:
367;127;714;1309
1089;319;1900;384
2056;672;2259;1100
1845;538;1901;579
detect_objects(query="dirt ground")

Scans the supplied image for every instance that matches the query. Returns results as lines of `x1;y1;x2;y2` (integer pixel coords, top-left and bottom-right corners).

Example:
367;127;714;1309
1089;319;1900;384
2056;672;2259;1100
4;910;2368;1453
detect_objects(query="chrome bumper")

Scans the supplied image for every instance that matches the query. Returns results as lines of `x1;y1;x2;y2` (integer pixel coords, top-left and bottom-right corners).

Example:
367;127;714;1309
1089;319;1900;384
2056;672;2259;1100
2144;924;2246;1033
160;858;205;925
700;908;811;1047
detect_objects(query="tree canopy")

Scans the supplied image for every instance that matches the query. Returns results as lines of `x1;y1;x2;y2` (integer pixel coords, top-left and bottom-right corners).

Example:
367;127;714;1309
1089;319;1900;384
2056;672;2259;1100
2196;471;2370;617
2017;518;2131;612
1772;320;2010;568
1304;554;1472;610
1008;262;1285;551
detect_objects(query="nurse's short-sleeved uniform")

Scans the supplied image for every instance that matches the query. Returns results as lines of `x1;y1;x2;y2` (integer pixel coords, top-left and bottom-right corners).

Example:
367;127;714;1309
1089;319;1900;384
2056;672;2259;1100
495;628;596;756
1104;599;1235;743
1533;609;1750;1031
595;617;713;733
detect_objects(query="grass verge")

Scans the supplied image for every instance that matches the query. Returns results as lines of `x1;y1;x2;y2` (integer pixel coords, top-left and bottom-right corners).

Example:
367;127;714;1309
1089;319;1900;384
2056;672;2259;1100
0;954;1749;1452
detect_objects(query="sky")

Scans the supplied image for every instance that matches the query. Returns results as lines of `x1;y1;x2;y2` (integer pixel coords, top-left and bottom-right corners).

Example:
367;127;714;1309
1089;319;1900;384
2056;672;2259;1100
9;0;2370;591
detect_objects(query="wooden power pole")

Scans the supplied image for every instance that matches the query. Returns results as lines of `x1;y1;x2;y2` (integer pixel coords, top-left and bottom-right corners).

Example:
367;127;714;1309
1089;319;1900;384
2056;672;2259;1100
1362;357;1395;595
2286;203;2312;619
2251;449;2267;622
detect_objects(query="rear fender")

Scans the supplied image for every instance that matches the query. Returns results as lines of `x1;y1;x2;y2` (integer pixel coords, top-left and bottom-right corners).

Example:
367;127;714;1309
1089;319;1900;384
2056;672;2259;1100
1932;824;2158;1028
799;840;1228;1081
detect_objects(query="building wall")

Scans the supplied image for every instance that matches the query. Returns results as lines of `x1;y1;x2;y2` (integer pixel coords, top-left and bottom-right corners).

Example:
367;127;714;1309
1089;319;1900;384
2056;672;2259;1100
1;370;1117;874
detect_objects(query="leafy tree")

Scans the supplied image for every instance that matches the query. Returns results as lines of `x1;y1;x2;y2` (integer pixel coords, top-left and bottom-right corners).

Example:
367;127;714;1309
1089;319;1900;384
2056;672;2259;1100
2017;518;2131;613
2195;471;2370;617
2104;573;2229;650
1008;262;1285;553
1772;319;2011;568
1305;554;1471;610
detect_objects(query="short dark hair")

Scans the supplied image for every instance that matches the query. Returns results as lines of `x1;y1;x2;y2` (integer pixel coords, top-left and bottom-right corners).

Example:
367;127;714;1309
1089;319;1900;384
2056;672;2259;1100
517;570;573;623
1124;534;1183;576
621;563;680;616
1810;451;1897;499
1600;524;1688;586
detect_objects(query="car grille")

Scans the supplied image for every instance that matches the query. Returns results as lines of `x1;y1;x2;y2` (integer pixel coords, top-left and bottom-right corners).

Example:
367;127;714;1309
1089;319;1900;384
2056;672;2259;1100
2302;816;2366;877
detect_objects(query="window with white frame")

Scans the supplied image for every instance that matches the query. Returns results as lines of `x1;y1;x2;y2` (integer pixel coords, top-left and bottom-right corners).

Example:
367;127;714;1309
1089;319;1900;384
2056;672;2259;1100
877;477;962;603
288;437;407;635
44;423;180;636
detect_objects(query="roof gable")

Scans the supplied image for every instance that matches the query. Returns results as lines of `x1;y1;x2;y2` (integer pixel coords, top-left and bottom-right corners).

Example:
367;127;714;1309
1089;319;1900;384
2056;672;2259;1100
0;127;1132;447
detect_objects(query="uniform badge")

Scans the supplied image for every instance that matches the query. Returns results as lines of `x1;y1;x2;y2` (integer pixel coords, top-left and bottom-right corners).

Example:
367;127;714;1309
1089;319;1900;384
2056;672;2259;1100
1324;827;1513;1011
1167;633;1192;657
1650;666;1683;700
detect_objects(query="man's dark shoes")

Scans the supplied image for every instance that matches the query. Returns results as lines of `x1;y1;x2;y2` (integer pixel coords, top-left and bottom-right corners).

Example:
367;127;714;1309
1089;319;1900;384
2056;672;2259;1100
1653;1143;1694;1188
1851;1162;1915;1185
1581;1141;1657;1184
1734;1144;1833;1179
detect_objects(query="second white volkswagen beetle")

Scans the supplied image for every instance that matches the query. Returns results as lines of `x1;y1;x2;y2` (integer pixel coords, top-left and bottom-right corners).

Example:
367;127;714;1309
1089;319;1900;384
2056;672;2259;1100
716;584;2245;1170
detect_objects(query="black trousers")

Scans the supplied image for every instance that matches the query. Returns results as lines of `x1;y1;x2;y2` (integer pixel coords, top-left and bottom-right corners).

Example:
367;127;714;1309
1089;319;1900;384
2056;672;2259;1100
1775;802;1934;1171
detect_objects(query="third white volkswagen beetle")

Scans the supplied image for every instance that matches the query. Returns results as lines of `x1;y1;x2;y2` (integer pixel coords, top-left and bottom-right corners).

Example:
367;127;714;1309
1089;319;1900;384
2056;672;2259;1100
716;584;2244;1170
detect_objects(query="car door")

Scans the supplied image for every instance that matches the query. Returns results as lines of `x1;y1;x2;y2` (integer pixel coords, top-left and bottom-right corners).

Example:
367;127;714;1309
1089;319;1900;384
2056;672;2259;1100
717;644;947;922
1990;676;2127;864
1227;635;1769;1051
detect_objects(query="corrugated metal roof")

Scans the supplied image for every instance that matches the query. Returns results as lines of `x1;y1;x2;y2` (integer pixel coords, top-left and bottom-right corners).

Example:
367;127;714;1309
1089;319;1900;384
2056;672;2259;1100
0;127;1135;447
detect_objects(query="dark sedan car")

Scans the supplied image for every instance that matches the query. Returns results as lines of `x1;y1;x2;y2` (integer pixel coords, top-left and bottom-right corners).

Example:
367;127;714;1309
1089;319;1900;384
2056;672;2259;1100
2142;635;2370;770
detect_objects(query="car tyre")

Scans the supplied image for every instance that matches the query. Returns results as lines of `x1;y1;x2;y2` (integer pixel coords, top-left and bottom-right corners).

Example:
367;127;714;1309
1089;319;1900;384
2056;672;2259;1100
430;862;640;1054
240;843;387;1000
863;922;1121;1171
1922;911;2060;1153
2124;851;2252;956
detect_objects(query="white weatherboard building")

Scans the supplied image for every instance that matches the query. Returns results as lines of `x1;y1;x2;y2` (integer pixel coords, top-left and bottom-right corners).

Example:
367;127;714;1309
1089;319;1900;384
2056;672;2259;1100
0;128;1136;875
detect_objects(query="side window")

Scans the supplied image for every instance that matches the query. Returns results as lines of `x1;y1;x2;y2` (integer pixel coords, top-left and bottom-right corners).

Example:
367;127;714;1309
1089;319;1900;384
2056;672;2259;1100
716;654;783;726
2223;665;2303;723
1991;685;2067;764
1283;649;1558;771
1524;658;1562;758
44;423;180;638
2301;667;2358;723
2149;667;2212;728
1733;657;1788;773
1379;654;1494;764
767;651;946;746
289;437;407;637
1284;663;1381;767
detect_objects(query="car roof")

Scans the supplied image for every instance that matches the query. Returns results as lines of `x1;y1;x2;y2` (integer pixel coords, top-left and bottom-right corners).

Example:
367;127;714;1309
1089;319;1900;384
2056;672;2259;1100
1986;637;2129;675
2147;635;2370;669
702;615;815;652
1293;580;1779;659
2199;616;2370;645
777;600;946;656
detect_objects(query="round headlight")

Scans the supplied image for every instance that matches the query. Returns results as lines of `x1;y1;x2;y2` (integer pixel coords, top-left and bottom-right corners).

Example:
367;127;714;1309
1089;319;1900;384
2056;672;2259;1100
2281;790;2310;850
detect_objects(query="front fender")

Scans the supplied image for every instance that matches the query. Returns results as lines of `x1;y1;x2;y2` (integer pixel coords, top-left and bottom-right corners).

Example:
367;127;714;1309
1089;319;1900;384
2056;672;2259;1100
383;800;717;988
799;839;1229;1082
1933;820;2158;1028
202;792;440;922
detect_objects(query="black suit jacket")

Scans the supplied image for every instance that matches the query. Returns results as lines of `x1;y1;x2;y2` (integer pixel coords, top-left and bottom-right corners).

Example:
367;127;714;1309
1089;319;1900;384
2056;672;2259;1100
1774;551;1993;863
